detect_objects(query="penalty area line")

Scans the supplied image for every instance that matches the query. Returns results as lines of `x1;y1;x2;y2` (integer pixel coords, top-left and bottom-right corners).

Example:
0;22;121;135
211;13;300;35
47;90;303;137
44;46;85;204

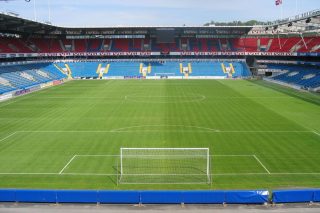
253;155;271;174
59;155;77;174
16;130;314;134
313;131;320;137
1;172;320;176
0;132;17;143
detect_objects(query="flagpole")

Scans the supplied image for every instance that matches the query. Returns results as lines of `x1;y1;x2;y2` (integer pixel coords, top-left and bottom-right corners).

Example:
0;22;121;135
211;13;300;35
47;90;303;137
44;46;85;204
47;0;51;23
33;0;37;21
280;3;283;19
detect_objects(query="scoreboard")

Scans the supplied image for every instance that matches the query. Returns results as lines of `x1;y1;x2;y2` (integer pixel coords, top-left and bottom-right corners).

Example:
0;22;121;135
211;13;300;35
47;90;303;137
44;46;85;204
156;28;175;43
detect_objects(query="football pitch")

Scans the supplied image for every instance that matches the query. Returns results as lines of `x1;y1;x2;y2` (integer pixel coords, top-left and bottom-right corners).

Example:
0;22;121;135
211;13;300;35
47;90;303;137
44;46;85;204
0;79;320;190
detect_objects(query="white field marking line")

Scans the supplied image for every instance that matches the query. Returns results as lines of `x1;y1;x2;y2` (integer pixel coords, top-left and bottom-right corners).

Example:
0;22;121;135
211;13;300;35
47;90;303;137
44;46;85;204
119;182;209;185
217;130;312;133
126;95;204;98
16;130;314;134
72;174;207;176
213;155;254;157
0;132;17;143
119;181;209;185
61;173;114;176
104;80;113;86
269;173;320;175
0;173;58;175
59;155;77;174
209;97;295;99
123;99;206;104
2;172;320;176
253;155;271;174
124;94;206;103
0;82;67;107
0;99;20;108
213;173;271;176
75;154;254;157
313;131;320;137
19;130;117;133
110;125;219;132
125;96;294;100
32;97;121;99
0;92;41;108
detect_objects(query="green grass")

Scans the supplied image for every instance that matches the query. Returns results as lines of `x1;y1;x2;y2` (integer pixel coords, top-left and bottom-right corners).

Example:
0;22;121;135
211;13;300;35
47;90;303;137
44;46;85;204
0;79;319;190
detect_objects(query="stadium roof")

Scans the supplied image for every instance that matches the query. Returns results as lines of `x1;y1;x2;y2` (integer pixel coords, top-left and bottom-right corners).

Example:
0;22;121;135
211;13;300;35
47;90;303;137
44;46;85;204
1;9;320;36
0;12;252;36
0;12;59;35
252;9;320;35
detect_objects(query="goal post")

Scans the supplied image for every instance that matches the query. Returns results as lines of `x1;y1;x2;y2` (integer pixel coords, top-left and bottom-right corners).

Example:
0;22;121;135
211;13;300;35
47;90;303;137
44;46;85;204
118;148;211;184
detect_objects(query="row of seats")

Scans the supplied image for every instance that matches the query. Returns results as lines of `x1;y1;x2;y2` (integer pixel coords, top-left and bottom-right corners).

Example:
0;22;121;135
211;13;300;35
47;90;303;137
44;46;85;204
0;63;66;94
0;61;251;94
1;37;319;53
269;64;320;89
55;61;251;78
0;61;251;93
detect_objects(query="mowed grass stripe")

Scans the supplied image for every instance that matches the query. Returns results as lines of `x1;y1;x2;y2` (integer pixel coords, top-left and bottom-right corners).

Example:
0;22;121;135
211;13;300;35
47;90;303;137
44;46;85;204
0;80;319;190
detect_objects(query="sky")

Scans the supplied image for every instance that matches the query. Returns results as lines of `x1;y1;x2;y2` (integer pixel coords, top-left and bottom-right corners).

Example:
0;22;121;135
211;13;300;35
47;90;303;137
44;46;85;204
0;0;319;27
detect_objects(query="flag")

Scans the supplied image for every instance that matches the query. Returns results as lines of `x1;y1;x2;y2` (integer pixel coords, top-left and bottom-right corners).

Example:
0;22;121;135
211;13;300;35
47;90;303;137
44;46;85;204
275;0;282;6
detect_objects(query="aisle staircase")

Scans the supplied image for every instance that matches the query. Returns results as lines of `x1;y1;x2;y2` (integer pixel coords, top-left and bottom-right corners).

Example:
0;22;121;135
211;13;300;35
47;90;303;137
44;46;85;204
64;64;73;79
180;63;192;78
139;63;151;77
97;64;110;78
54;64;72;79
221;63;235;78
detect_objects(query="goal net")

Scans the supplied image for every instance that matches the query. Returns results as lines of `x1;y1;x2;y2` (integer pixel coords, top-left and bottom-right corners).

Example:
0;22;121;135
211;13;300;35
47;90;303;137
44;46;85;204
118;148;211;184
155;73;176;76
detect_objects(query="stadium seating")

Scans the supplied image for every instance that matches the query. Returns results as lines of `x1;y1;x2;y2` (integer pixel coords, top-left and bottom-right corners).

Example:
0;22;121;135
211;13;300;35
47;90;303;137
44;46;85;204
1;37;320;53
108;62;142;77
52;61;251;79
0;63;67;94
267;64;320;90
0;61;251;88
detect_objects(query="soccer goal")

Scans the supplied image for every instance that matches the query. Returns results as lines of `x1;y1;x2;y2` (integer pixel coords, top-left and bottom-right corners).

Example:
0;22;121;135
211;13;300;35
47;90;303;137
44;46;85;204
155;73;176;77
117;148;211;184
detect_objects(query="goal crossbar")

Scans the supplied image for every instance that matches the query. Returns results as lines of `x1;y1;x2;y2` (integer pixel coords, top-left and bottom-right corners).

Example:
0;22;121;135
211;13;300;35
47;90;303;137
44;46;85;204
119;148;211;184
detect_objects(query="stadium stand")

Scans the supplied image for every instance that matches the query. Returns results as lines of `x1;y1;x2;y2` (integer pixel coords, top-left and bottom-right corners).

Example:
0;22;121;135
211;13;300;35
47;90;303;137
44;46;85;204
0;63;67;94
0;60;251;90
1;8;320;208
0;11;319;95
53;61;251;79
2;37;320;53
266;64;320;90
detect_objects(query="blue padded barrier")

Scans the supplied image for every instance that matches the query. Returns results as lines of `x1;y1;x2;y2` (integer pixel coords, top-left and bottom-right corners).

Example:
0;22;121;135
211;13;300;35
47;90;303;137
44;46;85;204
0;189;269;204
140;191;183;204
98;191;140;204
314;191;320;202
225;190;269;204
0;189;16;202
272;189;316;203
183;191;225;204
56;190;98;203
15;190;56;203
